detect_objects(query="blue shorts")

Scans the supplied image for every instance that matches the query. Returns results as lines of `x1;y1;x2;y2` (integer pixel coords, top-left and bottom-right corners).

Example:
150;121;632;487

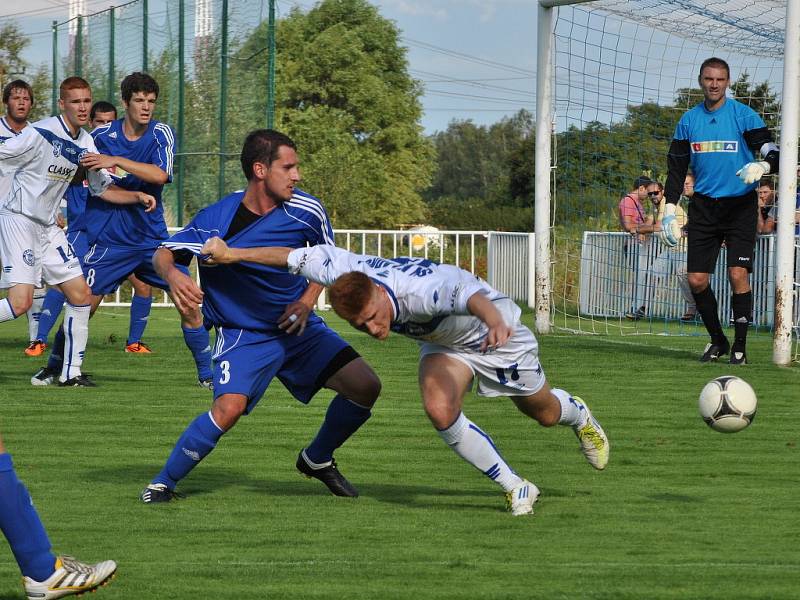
211;321;355;413
81;243;190;295
66;230;90;264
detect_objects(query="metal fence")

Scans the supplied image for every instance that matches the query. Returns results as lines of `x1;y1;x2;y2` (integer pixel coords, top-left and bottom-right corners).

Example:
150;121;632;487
579;232;798;328
103;229;535;308
50;0;276;226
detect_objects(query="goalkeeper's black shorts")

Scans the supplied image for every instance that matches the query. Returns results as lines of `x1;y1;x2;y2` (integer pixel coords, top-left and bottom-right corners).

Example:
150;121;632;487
686;190;757;274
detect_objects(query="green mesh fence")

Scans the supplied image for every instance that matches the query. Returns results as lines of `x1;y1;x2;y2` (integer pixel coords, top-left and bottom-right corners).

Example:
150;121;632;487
51;0;276;226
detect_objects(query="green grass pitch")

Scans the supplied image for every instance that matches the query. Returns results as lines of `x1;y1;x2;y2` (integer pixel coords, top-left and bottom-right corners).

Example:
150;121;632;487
0;307;797;599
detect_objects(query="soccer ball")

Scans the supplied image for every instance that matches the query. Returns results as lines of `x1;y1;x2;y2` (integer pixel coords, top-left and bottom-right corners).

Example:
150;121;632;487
698;375;757;433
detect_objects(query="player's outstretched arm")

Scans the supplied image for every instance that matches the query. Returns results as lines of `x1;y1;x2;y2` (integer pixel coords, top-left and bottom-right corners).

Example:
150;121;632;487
81;153;169;185
466;292;513;353
99;185;157;212
200;236;292;267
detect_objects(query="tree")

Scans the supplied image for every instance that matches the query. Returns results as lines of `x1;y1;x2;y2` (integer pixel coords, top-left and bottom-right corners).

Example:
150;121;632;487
0;22;50;121
675;73;780;130
427;109;534;206
223;0;434;228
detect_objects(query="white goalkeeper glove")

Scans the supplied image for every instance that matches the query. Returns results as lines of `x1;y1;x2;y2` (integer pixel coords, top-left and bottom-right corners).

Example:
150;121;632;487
659;203;680;248
736;161;770;185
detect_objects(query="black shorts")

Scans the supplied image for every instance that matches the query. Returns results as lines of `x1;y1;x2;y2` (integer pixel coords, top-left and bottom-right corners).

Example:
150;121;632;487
686;191;757;274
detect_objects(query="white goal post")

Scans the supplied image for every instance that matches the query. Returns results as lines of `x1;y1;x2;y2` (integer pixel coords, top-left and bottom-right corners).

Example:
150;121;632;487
535;0;799;365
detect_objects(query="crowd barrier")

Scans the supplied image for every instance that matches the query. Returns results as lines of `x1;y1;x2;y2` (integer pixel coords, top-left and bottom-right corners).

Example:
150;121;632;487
579;232;800;328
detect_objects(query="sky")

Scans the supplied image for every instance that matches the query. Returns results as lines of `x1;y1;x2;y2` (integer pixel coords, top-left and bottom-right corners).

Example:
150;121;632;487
0;0;538;134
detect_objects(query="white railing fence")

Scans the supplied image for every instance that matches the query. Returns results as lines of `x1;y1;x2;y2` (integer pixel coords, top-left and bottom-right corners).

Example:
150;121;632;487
102;229;535;308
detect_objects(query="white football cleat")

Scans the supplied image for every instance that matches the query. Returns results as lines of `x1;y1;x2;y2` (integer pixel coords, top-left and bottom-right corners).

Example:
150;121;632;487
23;555;117;599
572;396;610;470
505;479;540;516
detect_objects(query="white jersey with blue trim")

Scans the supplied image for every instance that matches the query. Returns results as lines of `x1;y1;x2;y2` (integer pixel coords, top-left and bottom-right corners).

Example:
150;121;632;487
0;117;26;206
0;115;112;226
287;244;513;350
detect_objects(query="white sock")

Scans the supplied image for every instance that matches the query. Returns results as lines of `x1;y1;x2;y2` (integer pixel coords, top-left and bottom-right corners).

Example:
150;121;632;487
437;412;523;492
61;303;90;382
26;288;46;341
0;298;18;323
553;388;588;428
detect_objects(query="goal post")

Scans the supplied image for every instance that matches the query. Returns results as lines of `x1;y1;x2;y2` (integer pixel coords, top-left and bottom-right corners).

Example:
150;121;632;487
535;0;799;366
773;0;800;365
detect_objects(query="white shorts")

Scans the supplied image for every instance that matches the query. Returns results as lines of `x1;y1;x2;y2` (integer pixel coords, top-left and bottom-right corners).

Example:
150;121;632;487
419;313;546;399
0;213;82;289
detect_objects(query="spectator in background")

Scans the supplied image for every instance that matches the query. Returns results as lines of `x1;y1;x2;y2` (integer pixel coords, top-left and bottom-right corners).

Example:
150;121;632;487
619;176;658;320
757;179;776;234
619;175;658;237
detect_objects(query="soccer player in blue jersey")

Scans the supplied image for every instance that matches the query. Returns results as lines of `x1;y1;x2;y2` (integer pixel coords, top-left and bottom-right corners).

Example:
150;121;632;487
663;57;779;365
139;129;381;502
31;101;156;357
0;428;117;598
198;240;610;516
32;73;212;387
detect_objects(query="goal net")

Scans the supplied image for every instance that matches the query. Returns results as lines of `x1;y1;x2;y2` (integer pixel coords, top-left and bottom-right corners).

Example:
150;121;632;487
548;0;795;350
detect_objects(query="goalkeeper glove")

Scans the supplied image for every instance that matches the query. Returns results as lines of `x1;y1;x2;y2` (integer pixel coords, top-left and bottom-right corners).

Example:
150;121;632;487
659;203;680;248
736;161;770;185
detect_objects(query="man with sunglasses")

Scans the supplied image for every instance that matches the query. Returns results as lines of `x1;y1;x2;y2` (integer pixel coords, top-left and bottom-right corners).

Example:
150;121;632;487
619;175;659;320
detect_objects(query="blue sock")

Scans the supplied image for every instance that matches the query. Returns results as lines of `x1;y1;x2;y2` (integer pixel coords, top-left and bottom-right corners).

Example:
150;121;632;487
47;325;65;372
152;411;224;489
181;325;212;381
36;289;65;343
127;295;152;345
0;454;56;581
305;395;372;464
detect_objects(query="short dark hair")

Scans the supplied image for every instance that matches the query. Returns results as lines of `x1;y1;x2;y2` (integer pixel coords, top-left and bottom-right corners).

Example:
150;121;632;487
240;129;297;180
757;180;774;190
633;175;653;189
120;72;159;103
90;101;117;120
59;76;90;100
3;79;34;105
699;57;730;80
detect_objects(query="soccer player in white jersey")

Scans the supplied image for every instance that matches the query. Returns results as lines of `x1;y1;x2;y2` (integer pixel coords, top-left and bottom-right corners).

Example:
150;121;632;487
0;79;51;350
0;427;117;598
199;240;611;516
0;77;156;386
29;101;157;358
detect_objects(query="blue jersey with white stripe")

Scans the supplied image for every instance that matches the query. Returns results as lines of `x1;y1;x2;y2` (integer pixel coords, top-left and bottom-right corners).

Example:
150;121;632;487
673;98;765;198
163;188;334;332
84;118;175;247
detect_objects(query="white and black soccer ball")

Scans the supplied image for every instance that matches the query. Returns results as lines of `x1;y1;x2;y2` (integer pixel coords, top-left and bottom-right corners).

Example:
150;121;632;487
698;375;757;433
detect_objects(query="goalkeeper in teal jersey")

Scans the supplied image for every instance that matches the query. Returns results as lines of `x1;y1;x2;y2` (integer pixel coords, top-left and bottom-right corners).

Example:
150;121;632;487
663;57;779;365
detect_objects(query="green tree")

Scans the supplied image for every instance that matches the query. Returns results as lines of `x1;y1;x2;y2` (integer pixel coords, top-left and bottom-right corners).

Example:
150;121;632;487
0;22;50;121
223;0;433;228
427;109;534;206
675;73;780;130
